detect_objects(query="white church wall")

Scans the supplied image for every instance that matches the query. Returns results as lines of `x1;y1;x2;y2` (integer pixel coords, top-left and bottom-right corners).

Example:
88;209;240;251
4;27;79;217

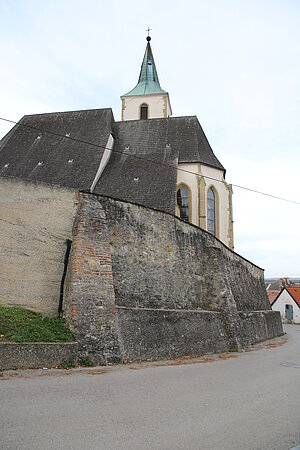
272;289;300;323
176;162;199;226
176;163;233;249
121;93;171;121
0;177;76;317
201;165;233;249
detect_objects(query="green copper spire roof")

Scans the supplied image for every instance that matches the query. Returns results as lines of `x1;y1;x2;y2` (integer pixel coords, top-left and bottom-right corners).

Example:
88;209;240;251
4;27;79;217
122;36;167;97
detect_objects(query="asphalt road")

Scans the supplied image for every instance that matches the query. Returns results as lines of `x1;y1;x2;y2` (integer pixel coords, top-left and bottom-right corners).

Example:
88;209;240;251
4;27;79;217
1;324;300;450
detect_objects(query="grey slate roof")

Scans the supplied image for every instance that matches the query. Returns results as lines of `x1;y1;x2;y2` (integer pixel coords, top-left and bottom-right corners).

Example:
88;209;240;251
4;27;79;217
0;109;225;214
175;116;224;169
94;119;179;213
93;116;224;213
0;108;114;190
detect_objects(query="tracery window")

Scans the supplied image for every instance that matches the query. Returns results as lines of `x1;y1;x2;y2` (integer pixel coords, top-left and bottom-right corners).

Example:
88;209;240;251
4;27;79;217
140;103;148;120
177;186;190;222
207;187;216;235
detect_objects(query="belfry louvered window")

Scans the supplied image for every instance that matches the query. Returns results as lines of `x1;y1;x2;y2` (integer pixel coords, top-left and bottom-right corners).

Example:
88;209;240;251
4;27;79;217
140;103;148;120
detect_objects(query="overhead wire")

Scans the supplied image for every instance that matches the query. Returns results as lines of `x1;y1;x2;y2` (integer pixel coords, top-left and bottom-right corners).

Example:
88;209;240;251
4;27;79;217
0;116;299;206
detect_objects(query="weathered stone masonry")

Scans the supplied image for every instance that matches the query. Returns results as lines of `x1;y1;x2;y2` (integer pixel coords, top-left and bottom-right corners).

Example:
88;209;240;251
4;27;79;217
64;192;282;364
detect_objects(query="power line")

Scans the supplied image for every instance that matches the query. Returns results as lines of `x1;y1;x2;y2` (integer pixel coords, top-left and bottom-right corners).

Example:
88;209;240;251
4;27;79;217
0;116;299;206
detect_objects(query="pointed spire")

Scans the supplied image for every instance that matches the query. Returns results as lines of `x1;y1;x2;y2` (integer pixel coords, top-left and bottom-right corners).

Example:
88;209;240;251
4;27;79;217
122;35;167;97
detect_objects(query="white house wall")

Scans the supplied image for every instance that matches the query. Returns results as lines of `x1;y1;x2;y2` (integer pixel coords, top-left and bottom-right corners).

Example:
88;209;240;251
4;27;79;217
272;290;300;323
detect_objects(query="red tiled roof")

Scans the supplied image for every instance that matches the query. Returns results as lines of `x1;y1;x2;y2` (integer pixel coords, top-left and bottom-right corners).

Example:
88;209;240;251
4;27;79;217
268;290;280;305
286;286;300;307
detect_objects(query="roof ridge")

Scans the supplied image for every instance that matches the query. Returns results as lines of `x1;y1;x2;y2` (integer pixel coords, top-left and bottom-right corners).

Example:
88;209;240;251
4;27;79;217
272;286;300;307
115;115;197;125
22;108;113;119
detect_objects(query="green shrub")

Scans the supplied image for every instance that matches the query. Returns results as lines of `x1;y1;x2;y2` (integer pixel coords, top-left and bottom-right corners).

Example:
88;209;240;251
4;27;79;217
79;356;93;367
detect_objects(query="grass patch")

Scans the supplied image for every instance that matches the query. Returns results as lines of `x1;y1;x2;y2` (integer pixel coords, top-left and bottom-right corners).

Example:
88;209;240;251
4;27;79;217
0;307;75;343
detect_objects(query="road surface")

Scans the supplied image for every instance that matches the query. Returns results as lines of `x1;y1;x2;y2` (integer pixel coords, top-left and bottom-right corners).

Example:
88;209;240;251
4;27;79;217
1;324;300;450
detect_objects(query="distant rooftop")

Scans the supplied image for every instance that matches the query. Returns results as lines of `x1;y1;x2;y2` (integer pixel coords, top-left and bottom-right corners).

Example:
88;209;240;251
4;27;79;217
270;286;300;308
286;286;300;308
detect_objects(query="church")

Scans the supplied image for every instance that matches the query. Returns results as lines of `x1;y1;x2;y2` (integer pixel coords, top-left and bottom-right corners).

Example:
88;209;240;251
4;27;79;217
0;36;281;364
0;35;233;249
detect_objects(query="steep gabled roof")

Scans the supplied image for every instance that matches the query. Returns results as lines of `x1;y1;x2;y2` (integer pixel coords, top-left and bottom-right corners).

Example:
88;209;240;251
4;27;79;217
267;290;280;304
0;109;114;190
0;110;225;214
94;118;179;213
271;286;300;308
93;115;224;212
172;116;224;169
286;286;300;307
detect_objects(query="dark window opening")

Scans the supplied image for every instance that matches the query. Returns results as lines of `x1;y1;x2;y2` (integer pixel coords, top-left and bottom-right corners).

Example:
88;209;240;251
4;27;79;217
140;103;148;120
177;186;189;222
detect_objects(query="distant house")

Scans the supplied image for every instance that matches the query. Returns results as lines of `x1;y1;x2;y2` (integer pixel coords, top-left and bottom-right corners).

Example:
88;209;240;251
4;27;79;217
271;287;300;323
266;277;293;306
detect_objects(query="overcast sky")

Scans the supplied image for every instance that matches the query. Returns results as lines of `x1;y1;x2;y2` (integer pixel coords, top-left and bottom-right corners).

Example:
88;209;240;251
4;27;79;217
1;0;299;277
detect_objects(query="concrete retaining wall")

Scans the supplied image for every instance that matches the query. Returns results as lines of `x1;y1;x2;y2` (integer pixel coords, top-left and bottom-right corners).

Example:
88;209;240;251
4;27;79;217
0;178;76;317
0;342;78;370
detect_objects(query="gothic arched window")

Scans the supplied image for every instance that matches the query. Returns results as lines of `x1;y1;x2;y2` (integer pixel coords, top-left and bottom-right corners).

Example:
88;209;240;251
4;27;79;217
177;185;190;222
207;187;216;235
140;103;148;120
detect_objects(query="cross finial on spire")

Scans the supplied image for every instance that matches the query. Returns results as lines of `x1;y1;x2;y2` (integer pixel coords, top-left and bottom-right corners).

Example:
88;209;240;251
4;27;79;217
145;27;152;41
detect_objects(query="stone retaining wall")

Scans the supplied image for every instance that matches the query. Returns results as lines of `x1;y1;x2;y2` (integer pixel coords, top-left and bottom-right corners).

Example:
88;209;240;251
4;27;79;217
0;342;78;370
116;308;229;361
63;192;283;363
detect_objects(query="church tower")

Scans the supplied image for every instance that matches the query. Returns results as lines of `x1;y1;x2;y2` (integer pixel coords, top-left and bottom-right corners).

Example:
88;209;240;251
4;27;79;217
121;35;172;121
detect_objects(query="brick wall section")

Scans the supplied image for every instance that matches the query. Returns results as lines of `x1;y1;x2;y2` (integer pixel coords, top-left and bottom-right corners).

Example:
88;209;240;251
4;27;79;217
64;192;282;362
64;195;121;364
